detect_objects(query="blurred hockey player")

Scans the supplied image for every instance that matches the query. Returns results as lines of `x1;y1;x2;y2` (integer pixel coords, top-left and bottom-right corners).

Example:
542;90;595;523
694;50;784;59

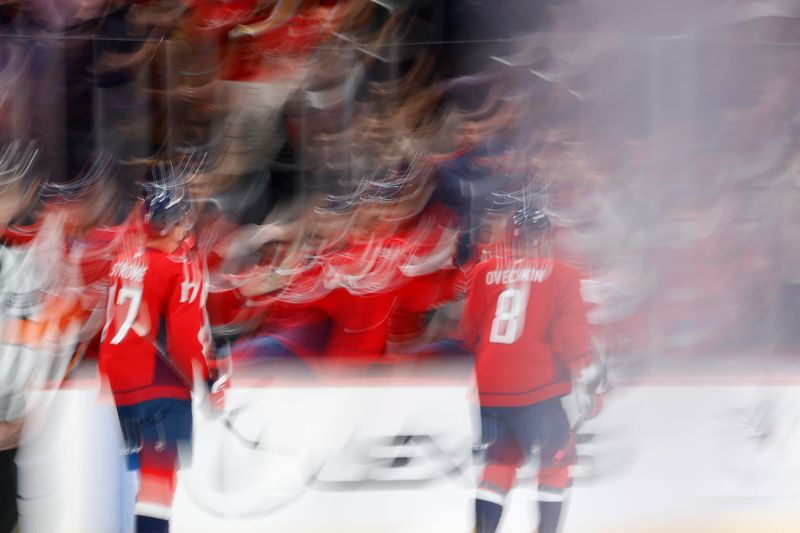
0;142;45;533
228;164;463;368
37;154;136;368
98;172;224;533
461;194;594;533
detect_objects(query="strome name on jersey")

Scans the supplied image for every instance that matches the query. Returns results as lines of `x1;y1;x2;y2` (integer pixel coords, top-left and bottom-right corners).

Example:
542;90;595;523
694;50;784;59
110;261;147;283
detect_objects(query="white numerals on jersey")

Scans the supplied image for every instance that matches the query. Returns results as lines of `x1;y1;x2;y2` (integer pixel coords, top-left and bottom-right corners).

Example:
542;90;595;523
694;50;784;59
180;279;200;304
110;285;143;345
180;262;201;304
489;288;526;344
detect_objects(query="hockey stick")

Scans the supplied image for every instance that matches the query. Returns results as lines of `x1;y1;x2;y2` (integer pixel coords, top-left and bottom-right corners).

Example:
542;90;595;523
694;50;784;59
132;327;302;456
552;393;601;467
219;405;299;455
552;338;613;467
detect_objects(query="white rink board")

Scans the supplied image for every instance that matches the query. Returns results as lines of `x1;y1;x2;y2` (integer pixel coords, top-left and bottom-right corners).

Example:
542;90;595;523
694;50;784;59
15;379;800;532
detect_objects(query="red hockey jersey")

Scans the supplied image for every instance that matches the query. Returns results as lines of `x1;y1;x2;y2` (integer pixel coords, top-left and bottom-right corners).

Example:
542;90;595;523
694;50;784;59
460;258;590;407
313;242;462;359
98;238;212;406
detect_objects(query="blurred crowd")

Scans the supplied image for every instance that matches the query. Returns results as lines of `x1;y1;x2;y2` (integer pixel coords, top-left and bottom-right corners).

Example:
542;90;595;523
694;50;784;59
0;0;799;384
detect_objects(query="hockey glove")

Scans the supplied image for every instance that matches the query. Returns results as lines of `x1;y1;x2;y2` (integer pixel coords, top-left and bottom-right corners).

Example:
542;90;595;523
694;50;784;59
573;363;605;421
206;359;230;416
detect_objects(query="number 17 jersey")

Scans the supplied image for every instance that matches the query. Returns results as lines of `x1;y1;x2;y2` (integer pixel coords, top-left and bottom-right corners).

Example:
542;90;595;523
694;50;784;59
460;258;591;407
98;238;212;406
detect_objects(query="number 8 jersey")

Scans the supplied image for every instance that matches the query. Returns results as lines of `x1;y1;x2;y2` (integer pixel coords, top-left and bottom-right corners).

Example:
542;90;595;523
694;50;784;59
99;237;213;406
460;258;591;407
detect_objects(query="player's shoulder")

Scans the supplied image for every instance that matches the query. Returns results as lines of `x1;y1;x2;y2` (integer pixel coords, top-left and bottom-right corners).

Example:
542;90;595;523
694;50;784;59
548;259;583;285
131;250;194;293
143;246;197;271
462;257;501;289
472;258;498;275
